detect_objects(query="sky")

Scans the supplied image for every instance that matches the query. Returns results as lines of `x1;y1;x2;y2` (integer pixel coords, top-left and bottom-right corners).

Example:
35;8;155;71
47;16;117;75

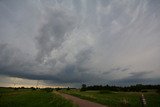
0;0;160;88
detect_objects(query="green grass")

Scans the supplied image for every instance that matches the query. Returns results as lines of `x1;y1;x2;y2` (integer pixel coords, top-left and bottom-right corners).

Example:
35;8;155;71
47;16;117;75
0;88;76;107
145;92;160;107
62;90;160;107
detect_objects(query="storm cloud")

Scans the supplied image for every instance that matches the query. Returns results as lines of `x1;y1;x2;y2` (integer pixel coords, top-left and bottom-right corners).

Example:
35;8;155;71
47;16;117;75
0;0;160;87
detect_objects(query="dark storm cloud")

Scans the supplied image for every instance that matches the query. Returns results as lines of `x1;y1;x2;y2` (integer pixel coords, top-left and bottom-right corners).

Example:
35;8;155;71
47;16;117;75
129;71;153;79
102;67;130;75
0;43;36;77
0;40;94;84
113;71;156;85
0;0;160;86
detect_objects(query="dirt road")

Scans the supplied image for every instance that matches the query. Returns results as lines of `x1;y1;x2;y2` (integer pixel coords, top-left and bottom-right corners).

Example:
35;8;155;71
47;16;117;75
56;92;107;107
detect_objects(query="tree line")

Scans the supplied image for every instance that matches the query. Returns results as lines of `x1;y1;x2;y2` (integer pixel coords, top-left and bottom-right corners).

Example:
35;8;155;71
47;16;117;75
81;84;160;92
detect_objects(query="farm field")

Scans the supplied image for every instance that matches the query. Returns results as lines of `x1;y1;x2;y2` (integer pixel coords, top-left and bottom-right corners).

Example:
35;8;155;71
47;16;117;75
0;88;76;107
62;90;160;107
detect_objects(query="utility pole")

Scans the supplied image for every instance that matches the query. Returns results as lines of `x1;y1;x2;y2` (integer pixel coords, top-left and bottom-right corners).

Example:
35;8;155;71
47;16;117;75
36;80;39;89
13;78;17;88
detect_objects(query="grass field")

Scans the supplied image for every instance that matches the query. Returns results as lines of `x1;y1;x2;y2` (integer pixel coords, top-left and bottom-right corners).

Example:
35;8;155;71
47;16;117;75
1;88;159;107
0;88;76;107
62;90;160;107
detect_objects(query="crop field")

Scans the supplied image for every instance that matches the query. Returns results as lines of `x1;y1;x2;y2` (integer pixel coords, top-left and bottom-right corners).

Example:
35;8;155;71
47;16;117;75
62;90;160;107
0;88;76;107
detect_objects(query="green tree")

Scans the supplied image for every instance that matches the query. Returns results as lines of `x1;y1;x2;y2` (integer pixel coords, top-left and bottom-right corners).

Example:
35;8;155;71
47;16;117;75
80;84;87;91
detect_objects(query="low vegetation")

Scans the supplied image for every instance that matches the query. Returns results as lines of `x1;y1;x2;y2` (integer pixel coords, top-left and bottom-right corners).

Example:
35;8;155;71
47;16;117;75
63;89;160;107
0;87;75;107
1;84;160;107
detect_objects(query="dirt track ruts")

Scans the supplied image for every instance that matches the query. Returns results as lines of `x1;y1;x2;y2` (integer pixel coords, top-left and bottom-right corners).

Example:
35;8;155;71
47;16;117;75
55;92;107;107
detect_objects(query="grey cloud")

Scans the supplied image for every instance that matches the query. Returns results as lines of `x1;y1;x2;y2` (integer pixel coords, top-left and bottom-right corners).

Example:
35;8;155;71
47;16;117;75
36;7;77;63
75;48;93;66
129;71;153;79
121;68;130;72
49;48;94;83
113;71;154;85
102;67;130;75
109;78;160;86
0;0;160;86
0;42;94;83
0;43;36;75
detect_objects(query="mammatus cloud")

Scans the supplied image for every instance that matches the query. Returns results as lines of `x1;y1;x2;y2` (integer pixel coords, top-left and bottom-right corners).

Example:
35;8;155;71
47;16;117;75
0;0;160;87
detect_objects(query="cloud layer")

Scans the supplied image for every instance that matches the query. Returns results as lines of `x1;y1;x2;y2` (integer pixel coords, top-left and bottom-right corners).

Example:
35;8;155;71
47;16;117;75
0;0;160;86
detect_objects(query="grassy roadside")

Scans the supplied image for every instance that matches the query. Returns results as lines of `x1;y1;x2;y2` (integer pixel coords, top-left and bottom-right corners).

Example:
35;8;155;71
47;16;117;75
62;90;160;107
0;88;76;107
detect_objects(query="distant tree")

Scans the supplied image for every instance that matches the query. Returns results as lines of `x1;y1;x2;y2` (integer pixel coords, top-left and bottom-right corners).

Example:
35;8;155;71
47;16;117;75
14;88;19;91
21;86;25;89
67;87;70;90
55;87;61;91
43;88;53;92
80;84;87;91
30;87;36;90
79;84;160;92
